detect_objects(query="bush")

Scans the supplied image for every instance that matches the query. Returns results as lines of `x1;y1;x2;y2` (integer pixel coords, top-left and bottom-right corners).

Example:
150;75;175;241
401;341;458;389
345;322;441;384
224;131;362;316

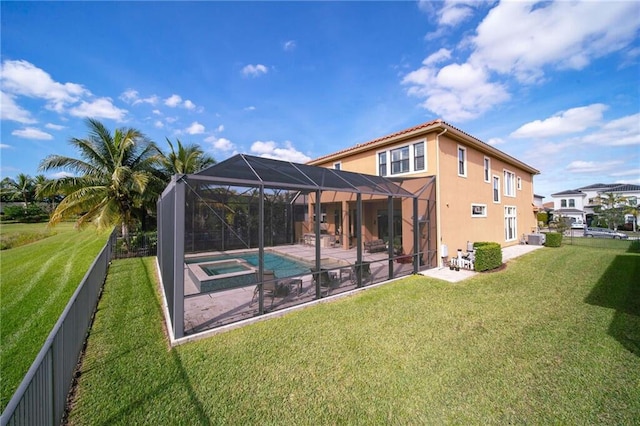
473;241;502;272
2;204;49;223
545;232;562;247
537;212;548;224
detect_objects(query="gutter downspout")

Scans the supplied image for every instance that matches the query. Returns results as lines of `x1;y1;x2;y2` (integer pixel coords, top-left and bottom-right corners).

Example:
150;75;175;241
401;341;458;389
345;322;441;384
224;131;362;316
435;127;447;267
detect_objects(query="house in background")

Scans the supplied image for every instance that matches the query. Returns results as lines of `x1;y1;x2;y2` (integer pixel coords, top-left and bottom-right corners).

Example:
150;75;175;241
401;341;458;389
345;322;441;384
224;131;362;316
549;189;587;226
308;119;540;265
549;183;640;227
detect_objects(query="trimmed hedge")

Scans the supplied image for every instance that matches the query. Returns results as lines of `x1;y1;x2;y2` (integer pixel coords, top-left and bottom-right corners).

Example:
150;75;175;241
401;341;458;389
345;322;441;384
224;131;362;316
473;241;502;272
545;232;563;247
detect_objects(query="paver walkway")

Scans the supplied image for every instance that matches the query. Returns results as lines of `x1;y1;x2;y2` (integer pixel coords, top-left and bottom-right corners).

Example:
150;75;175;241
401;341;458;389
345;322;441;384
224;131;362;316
419;244;544;283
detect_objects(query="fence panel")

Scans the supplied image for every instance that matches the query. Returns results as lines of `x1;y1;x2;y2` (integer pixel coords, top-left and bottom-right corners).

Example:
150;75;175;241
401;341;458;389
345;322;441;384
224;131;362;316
0;229;115;426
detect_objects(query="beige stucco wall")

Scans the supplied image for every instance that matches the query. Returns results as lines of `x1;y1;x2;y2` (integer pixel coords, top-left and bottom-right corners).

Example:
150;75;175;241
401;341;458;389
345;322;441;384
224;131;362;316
310;124;538;266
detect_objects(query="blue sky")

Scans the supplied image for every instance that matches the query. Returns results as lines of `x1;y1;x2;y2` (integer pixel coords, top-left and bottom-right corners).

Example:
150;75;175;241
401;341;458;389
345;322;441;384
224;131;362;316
1;1;639;198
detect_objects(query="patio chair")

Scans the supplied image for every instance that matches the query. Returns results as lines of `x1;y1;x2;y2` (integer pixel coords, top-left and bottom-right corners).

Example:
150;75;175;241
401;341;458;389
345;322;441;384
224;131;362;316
311;267;340;296
351;261;372;285
250;270;280;307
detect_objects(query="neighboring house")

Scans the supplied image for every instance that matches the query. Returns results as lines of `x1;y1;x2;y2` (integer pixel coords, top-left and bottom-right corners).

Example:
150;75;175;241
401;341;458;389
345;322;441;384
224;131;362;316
307;119;540;265
550;183;640;227
549;189;587;226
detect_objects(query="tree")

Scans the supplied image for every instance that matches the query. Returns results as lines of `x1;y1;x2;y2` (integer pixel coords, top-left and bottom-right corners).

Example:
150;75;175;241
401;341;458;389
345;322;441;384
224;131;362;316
1;173;36;206
594;192;627;230
624;203;639;232
159;137;216;176
38;118;162;243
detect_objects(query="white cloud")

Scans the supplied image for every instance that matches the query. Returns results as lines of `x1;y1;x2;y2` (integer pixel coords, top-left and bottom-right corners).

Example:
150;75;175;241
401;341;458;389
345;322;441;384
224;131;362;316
152;109;162;115
0;91;37;123
487;137;504;146
566;160;624;173
0;144;12;149
186;121;205;135
50;171;74;179
119;89;139;103
1;59;88;112
283;40;296;51
611;168;640;177
405;1;640;121
244;106;256;111
581;113;640;146
12;127;53;140
471;2;640;83
511;104;608;139
165;94;182;107
216;124;224;132
164;94;197;109
242;64;268;77
204;136;235;151
154;120;164;129
250;140;311;163
45;123;65;130
69;98;127;121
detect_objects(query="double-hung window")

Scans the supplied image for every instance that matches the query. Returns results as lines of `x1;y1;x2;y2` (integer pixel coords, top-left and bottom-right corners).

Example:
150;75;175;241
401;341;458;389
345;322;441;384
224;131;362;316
378;152;387;176
569;199;575;208
333;162;341;171
484;157;491;183
391;146;410;174
458;146;467;177
504;170;515;197
561;199;567;208
414;142;425;171
493;175;500;203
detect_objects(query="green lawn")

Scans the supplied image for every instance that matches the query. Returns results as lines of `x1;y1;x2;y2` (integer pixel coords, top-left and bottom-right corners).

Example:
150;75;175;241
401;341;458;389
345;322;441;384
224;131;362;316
69;245;639;424
0;223;109;410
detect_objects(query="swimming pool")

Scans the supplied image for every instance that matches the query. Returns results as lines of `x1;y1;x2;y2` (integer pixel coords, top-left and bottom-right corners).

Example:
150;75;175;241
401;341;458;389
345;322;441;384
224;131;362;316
186;251;312;278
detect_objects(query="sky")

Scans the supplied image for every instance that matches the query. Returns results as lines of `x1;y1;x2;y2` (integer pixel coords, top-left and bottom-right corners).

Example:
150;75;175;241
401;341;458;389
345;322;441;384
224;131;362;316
1;0;639;199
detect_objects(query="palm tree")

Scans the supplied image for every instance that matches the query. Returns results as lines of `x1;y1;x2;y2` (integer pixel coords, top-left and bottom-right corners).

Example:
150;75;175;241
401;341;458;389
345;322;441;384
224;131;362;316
594;192;627;230
624;203;639;233
0;173;36;206
38;118;162;243
159;137;216;176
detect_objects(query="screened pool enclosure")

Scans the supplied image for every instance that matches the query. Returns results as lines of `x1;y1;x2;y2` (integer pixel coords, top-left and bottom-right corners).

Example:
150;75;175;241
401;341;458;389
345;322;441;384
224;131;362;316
157;154;436;339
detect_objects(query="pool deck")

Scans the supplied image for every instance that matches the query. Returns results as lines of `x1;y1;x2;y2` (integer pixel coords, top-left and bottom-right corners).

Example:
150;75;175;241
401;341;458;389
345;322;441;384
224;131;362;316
182;243;545;336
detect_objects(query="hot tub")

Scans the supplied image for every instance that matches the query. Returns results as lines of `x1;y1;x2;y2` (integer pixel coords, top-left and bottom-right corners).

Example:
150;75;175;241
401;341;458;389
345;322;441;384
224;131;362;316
186;258;257;293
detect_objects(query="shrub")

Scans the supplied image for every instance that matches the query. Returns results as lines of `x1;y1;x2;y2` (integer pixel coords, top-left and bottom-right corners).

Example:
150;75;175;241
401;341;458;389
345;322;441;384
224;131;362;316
537;212;548;224
473;241;502;272
2;204;49;223
545;232;562;247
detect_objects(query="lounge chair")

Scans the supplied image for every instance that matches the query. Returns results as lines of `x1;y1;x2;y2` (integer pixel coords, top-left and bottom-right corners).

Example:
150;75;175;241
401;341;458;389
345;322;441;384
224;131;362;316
311;267;340;296
250;270;280;307
351;261;372;285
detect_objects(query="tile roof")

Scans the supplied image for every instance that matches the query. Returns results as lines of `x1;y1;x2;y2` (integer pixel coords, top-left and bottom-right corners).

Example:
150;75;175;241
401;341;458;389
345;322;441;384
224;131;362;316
550;189;585;196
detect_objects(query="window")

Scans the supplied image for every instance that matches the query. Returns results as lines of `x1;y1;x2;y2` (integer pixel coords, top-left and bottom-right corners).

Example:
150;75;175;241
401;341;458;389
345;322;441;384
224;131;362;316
504;170;515;197
414;142;425;171
517;176;522;190
458;146;467;177
569;199;575;208
391;146;410;174
471;204;487;217
505;206;517;242
493;175;500;203
561;199;567;208
484;157;491;182
628;197;638;206
333;162;341;171
378;152;387;176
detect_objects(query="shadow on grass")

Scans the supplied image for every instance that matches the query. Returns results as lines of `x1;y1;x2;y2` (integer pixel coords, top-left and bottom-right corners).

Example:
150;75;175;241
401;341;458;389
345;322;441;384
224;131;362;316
584;253;640;357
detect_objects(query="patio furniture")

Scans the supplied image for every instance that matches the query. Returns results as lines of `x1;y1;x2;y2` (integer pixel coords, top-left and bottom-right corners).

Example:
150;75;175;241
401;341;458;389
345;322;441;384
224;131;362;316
311;267;340;295
351;261;372;285
250;270;283;307
364;239;387;253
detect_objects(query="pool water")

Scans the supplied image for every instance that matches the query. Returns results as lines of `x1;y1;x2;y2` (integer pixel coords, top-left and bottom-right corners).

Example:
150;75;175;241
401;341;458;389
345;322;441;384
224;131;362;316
187;252;311;278
202;264;248;276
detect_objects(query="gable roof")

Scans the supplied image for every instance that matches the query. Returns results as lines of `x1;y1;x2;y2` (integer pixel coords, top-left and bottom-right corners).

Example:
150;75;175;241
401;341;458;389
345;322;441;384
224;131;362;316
577;183;640;193
307;119;540;175
550;189;586;196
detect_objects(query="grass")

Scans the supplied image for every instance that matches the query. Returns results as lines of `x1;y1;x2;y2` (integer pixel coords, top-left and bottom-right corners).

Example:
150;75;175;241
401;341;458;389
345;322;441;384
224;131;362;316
68;245;640;424
0;221;58;250
0;223;109;410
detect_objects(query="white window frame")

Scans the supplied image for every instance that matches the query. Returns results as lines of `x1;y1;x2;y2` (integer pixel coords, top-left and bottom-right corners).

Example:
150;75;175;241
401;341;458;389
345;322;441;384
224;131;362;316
504;169;516;197
390;146;410;174
376;140;427;177
504;206;517;242
484;156;491;183
493;175;501;203
333;162;342;171
561;199;567;208
471;203;487;218
457;145;467;177
517;176;522;190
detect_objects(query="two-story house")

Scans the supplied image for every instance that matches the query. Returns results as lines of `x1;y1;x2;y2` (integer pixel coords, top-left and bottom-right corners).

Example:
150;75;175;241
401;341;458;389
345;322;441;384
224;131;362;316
307;119;540;266
549;189;587;226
